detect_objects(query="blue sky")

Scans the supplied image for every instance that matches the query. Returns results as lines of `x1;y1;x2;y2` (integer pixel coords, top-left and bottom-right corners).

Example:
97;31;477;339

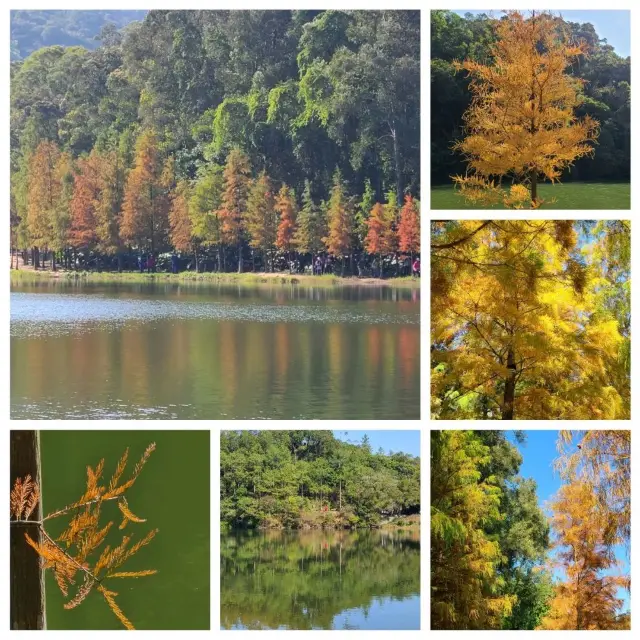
333;430;420;457
508;430;630;613
451;10;630;57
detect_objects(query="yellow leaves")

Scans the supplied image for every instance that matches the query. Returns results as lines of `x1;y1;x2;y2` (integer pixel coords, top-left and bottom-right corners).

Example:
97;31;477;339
98;585;135;631
118;496;146;530
103;442;156;500
453;11;598;204
541;473;629;629
431;219;629;420
502;184;531;209
64;575;95;610
584;320;623;356
18;444;157;630
10;475;40;521
107;570;158;579
109;448;129;492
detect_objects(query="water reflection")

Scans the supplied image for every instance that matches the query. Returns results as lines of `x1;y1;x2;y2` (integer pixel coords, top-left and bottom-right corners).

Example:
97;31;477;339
11;283;419;419
220;529;420;630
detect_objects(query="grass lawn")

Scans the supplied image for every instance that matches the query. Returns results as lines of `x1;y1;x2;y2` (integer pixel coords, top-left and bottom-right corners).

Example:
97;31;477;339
430;182;630;210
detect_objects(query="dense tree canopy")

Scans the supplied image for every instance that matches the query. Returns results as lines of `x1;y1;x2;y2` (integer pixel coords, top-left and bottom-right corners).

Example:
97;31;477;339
431;220;630;420
431;430;551;630
431;430;630;630
11;10;419;275
431;11;630;186
220;430;420;529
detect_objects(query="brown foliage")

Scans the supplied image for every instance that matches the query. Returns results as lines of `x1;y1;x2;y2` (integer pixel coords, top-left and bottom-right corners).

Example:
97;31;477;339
217;148;251;246
397;195;420;254
275;185;297;253
120;130;169;252
169;180;194;253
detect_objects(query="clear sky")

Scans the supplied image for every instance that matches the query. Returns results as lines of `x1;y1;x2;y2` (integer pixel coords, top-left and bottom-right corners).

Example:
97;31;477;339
508;430;630;613
333;430;420;457
451;10;630;57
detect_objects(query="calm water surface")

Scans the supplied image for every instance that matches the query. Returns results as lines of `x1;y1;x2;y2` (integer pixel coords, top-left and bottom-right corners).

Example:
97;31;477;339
41;430;210;630
11;280;420;419
221;529;420;630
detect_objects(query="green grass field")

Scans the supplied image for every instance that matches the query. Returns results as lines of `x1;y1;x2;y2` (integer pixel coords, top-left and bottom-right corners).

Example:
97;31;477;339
431;182;630;210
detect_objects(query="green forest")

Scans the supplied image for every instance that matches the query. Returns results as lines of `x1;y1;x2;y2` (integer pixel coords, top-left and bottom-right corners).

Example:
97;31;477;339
221;529;419;630
431;11;630;185
220;431;420;529
431;430;630;630
10;10;419;276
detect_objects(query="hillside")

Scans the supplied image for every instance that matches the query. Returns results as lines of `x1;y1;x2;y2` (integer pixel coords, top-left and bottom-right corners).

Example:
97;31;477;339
10;10;147;60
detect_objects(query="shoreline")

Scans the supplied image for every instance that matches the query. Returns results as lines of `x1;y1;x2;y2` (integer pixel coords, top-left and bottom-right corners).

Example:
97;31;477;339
10;268;421;289
222;515;421;532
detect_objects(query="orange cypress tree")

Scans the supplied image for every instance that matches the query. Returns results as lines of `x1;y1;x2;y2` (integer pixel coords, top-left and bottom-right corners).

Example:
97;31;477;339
324;169;353;274
169;180;195;262
217;149;251;273
453;11;599;208
120;130;169;254
275;184;297;271
245;172;277;271
69;153;101;251
397;194;420;259
26;140;62;264
538;480;628;630
365;203;391;256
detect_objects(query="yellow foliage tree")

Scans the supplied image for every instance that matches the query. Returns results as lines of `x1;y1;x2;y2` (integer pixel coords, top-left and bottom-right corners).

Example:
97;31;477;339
431;430;515;629
453;11;599;208
556;430;630;545
10;444;158;630
431;220;628;420
538;480;628;630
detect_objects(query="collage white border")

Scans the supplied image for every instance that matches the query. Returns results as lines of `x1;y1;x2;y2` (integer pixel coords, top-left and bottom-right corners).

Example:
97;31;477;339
2;0;637;636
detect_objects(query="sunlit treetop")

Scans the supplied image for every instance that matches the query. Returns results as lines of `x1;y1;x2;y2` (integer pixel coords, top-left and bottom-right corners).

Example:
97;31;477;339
431;220;629;420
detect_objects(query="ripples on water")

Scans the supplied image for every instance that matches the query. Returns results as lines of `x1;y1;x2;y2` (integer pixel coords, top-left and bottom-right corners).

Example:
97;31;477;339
11;292;418;339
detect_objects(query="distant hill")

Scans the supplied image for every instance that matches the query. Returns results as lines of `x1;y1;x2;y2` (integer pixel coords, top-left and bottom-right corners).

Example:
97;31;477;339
10;10;147;60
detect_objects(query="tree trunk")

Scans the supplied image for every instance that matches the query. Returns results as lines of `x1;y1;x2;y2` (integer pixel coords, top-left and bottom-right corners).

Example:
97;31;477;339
503;347;517;420
51;251;56;272
217;245;222;273
237;241;243;273
10;430;46;630
530;171;538;206
194;247;199;273
391;125;402;204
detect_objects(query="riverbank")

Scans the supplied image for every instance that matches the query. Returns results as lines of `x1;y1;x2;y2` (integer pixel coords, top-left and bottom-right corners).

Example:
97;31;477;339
221;514;420;532
10;268;420;289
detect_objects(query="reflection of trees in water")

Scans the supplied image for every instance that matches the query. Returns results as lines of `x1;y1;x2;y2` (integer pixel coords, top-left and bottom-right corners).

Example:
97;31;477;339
220;529;420;630
13;315;419;419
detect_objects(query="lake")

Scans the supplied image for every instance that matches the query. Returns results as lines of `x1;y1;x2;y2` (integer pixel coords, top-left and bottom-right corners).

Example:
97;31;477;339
10;280;420;419
220;528;420;630
40;430;210;630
